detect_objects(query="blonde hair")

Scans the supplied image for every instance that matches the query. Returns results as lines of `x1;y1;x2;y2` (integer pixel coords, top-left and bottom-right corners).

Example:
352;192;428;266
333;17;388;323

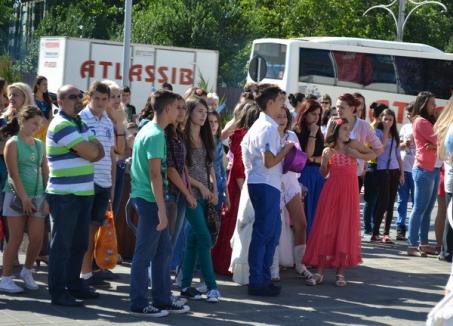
434;96;453;161
3;82;35;119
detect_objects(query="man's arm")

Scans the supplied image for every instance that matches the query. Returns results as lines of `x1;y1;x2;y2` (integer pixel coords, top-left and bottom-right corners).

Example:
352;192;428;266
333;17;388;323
149;158;167;231
72;139;105;162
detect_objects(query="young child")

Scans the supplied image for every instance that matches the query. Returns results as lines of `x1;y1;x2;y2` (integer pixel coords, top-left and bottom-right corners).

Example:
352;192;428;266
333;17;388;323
129;90;189;317
0;106;48;293
276;106;313;281
303;118;375;287
241;84;294;297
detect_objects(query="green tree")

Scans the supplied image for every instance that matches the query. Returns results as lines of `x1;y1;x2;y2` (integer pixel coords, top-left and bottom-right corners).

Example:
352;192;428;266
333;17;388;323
0;0;14;54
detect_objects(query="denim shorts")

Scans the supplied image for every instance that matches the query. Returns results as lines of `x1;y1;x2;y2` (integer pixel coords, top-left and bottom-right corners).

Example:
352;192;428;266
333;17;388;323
90;184;111;226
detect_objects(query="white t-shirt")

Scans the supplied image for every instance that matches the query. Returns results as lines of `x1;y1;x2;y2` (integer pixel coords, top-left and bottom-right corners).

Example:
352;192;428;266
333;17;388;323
241;112;282;191
79;107;115;188
399;123;416;173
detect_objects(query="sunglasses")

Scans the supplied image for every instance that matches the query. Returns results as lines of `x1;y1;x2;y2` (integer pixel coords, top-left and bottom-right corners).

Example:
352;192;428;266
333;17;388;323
66;93;83;100
320;101;330;105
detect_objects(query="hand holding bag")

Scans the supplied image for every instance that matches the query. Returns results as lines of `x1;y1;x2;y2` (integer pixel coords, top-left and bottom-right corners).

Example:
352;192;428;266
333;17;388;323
94;208;118;270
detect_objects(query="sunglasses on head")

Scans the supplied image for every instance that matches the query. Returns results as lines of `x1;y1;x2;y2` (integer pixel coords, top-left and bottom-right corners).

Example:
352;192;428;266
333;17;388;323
66;93;83;100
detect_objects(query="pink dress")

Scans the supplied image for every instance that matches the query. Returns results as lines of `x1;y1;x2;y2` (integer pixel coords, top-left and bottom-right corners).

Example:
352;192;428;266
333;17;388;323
303;152;362;268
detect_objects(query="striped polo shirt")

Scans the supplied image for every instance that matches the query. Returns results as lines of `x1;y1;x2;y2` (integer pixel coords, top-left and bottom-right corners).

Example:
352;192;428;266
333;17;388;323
79;107;115;188
46;111;95;196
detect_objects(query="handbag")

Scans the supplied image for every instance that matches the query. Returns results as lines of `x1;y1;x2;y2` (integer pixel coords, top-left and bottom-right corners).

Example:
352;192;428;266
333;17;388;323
204;161;220;246
9;140;44;215
94;208;118;270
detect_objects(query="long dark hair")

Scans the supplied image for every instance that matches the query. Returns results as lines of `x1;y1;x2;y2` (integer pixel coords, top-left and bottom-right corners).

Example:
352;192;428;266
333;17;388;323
139;93;154;121
293;99;323;138
325;118;349;148
377;109;400;146
184;96;215;166
33;76;52;110
411;91;436;124
208;110;222;139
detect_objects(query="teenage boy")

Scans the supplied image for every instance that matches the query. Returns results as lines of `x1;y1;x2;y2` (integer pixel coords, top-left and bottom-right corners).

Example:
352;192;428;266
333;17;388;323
241;84;294;297
129;90;189;317
121;86;137;123
79;81;125;287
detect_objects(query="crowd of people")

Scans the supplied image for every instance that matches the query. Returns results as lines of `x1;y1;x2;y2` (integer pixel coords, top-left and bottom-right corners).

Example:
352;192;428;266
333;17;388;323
0;75;452;318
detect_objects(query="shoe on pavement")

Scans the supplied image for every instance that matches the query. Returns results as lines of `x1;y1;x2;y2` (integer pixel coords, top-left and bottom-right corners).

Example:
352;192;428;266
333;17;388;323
93;269;119;280
0;276;24;294
130;305;169;318
20;268;39;290
83;276;110;288
69;285;100;299
206;289;221;303
171;295;188;305
196;283;208;294
51;292;84;307
248;284;280;297
181;287;203;300
154;301;190;314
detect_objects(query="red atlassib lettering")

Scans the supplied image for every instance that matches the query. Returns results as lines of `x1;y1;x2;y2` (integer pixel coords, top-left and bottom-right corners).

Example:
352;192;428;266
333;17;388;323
180;68;193;85
393;101;407;124
129;65;142;81
158;66;168;83
145;65;154;82
80;60;95;78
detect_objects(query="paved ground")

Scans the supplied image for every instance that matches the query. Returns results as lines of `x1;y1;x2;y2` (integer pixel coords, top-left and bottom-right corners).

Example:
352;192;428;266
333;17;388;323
0;207;451;325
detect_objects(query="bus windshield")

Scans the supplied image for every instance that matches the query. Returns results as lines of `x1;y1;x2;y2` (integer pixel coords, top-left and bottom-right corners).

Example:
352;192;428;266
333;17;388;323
252;43;287;80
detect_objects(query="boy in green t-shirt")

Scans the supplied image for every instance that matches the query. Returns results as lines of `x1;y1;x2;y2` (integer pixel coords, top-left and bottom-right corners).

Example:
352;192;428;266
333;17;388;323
129;90;189;317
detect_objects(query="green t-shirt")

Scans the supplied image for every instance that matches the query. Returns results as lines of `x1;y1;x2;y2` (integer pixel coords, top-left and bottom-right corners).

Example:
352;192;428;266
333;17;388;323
4;135;44;196
130;121;167;203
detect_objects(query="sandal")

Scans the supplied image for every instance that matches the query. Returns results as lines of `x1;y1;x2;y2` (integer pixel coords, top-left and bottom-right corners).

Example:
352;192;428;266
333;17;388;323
305;273;323;286
336;274;347;287
419;245;438;255
407;246;427;257
382;235;394;244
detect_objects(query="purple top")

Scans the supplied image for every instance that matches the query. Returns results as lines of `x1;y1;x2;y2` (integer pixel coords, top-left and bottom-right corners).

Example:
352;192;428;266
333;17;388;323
375;129;401;170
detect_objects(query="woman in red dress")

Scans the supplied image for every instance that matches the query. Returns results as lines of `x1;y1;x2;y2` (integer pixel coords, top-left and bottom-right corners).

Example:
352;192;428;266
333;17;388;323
212;102;260;275
303;118;375;286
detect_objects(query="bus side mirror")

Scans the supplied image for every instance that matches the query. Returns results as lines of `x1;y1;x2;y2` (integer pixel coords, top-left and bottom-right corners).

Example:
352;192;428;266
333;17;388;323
248;55;267;82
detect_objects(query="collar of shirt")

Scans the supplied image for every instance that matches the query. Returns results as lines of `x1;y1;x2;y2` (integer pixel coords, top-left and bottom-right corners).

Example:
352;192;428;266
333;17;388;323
259;111;279;129
81;106;109;122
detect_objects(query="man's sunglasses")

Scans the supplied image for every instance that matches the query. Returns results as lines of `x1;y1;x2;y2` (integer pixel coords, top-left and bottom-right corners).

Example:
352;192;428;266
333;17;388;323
66;93;83;100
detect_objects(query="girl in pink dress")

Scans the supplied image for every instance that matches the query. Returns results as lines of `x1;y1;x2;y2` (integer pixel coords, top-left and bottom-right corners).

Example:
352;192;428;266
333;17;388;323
303;118;376;287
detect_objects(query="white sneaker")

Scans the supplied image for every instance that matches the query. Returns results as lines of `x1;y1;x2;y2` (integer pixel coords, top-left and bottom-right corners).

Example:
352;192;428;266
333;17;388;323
0;276;24;293
196;283;208;294
20;268;39;290
206;289;221;303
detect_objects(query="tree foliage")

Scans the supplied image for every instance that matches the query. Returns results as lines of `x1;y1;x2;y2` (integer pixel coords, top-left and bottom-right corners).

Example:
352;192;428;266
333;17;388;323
14;0;453;86
0;0;14;54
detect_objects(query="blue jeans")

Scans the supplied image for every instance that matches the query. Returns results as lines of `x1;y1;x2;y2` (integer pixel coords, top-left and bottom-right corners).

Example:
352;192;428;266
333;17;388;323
129;198;172;310
396;171;414;231
363;165;378;234
408;167;440;246
166;193;187;251
248;183;281;288
47;194;93;300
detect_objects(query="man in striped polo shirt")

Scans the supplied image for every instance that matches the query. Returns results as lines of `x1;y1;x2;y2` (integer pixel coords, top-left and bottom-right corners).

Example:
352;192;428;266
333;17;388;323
79;81;125;286
47;85;104;306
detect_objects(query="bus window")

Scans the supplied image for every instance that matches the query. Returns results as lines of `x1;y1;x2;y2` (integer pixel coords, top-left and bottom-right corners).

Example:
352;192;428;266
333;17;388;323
424;59;453;100
299;48;335;85
253;43;287;80
395;56;425;96
334;51;366;87
364;54;397;92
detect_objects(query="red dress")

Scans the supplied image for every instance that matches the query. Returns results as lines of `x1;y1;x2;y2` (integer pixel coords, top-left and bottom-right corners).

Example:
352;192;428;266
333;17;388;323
212;128;247;275
303;152;362;268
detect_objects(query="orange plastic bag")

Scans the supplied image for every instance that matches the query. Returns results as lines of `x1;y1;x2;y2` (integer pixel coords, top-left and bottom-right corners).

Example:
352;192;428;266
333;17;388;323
94;209;118;270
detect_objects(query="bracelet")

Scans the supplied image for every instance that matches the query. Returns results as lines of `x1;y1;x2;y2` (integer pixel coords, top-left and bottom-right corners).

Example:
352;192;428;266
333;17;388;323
309;135;316;139
115;133;125;137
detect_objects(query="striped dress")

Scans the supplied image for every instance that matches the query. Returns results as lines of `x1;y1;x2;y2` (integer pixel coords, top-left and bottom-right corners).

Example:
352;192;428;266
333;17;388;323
46;111;95;196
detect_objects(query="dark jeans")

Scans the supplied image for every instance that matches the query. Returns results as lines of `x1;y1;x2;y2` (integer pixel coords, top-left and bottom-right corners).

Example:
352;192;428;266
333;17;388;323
396;171;414;232
363;165;378;234
248;183;281;288
130;197;172;310
47;193;94;300
441;193;453;260
373;169;400;236
112;160;127;218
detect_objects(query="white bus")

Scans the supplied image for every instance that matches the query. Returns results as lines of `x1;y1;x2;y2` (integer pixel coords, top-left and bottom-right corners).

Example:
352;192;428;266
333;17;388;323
247;37;453;123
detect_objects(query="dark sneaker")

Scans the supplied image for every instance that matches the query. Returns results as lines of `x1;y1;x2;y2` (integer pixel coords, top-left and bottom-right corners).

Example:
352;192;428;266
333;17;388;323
248;284;280;297
83;276;110;288
51;292;84;307
155;301;190;314
131;305;169;318
171;295;188;305
69;285;100;299
93;269;119;280
181;287;203;300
